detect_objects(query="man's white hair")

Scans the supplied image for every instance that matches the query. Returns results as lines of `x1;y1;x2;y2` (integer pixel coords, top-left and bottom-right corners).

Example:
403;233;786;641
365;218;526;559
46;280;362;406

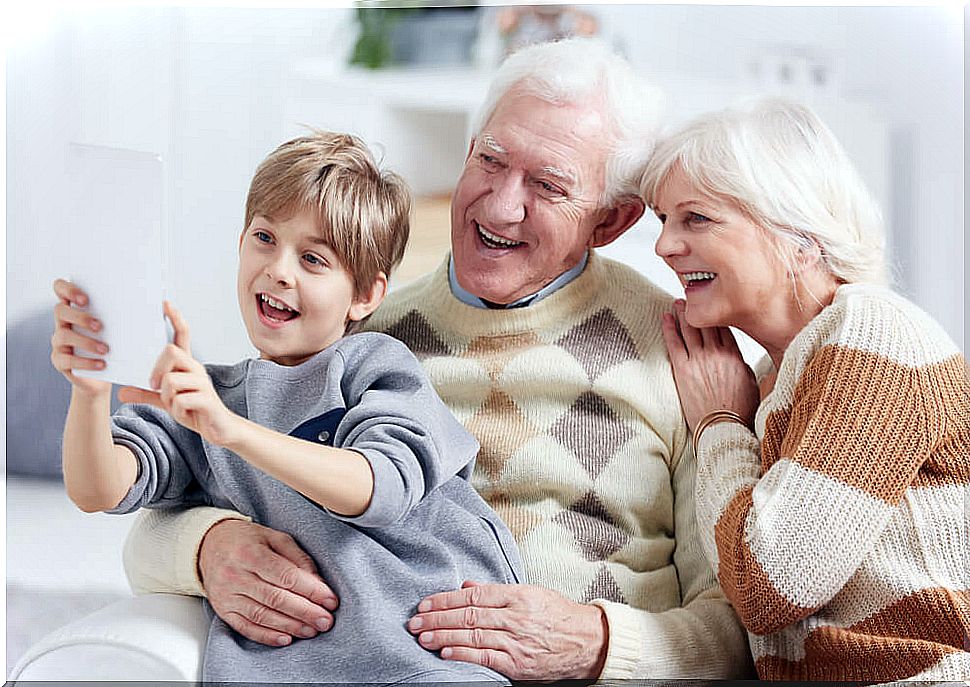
640;98;888;286
473;37;665;207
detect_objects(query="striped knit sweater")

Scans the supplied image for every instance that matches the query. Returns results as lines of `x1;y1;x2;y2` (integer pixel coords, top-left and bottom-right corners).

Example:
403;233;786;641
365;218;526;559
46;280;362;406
695;282;970;682
123;252;752;679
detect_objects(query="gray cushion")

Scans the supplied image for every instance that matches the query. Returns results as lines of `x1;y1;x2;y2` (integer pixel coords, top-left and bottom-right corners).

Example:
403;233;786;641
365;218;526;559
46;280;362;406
6;310;119;479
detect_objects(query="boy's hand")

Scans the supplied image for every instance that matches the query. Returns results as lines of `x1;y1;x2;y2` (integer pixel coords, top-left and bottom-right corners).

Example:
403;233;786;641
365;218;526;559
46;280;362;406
119;302;239;446
50;279;111;397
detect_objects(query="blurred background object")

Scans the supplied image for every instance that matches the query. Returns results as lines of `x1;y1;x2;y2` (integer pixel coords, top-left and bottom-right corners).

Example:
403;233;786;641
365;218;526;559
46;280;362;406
496;4;598;56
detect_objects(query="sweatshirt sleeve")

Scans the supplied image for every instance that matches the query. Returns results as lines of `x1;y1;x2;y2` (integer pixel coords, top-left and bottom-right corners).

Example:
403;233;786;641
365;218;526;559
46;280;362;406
693;300;947;636
591;439;754;679
328;334;480;528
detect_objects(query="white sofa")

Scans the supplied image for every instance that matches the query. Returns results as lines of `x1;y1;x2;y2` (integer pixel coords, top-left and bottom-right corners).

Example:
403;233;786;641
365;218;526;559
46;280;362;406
10;593;208;681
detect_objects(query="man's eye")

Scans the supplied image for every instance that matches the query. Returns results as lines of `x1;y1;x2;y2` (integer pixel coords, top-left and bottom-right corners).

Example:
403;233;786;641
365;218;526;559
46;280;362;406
537;180;563;195
480;153;501;167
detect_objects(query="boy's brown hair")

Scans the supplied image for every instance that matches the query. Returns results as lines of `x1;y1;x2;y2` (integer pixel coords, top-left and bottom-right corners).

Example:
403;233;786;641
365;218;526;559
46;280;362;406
245;131;411;295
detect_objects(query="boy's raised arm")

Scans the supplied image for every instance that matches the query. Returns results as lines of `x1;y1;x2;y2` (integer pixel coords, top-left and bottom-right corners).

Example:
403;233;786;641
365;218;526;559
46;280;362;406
52;279;139;511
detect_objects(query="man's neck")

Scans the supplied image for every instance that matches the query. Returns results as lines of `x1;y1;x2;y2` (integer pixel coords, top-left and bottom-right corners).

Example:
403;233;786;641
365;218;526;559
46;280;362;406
448;252;589;310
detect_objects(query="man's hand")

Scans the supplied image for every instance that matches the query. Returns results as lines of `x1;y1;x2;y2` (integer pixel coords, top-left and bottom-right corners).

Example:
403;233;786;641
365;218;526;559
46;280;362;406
118;301;239;446
407;581;608;680
198;519;340;647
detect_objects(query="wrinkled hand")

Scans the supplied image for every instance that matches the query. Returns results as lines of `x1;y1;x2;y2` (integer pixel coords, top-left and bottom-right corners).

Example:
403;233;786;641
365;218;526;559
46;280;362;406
199;519;340;647
661;299;759;431
118;302;238;446
408;581;608;680
50;279;111;396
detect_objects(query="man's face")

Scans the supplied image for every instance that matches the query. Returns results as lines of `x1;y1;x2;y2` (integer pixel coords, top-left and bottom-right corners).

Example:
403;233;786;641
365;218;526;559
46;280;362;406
450;91;613;304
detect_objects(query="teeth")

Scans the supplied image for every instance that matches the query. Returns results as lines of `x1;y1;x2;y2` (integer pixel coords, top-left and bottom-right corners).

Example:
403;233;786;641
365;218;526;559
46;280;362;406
683;272;716;284
261;294;297;312
477;223;523;248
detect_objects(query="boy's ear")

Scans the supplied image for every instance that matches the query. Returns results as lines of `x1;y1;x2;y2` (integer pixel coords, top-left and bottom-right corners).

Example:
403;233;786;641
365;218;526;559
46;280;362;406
348;272;388;322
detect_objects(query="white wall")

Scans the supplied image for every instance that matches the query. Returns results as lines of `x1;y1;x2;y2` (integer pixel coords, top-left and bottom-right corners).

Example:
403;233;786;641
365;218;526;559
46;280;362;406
6;5;965;360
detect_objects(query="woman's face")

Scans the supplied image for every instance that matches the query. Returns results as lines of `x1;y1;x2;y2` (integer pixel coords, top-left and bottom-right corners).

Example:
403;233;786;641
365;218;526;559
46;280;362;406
652;165;790;332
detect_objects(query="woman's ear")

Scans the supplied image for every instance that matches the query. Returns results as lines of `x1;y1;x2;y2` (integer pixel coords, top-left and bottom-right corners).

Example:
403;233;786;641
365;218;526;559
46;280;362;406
793;236;825;273
348;272;388;322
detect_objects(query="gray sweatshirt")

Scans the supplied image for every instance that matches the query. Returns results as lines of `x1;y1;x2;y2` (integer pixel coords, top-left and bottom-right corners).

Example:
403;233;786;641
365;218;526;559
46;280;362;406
109;332;521;684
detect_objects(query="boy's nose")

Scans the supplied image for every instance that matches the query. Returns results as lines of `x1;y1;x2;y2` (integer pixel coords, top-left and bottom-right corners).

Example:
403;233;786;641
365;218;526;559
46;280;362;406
265;257;295;286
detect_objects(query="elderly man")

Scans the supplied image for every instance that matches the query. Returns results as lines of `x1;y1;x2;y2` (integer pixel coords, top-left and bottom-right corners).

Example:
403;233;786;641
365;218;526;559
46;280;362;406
123;38;751;679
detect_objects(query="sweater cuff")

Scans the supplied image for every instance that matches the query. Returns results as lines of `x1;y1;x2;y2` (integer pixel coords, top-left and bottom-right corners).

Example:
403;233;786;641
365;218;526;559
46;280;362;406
124;507;251;597
589;599;640;680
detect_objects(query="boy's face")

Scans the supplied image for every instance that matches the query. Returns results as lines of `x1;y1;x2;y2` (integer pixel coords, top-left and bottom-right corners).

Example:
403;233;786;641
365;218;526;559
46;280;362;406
237;210;373;366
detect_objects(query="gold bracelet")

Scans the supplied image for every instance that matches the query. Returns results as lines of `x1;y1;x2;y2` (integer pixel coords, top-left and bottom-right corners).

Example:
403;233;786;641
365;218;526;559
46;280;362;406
692;409;749;450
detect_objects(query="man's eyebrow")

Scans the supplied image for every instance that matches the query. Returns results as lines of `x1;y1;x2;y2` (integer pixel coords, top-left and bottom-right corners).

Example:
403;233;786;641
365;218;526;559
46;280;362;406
480;134;506;154
540;166;575;185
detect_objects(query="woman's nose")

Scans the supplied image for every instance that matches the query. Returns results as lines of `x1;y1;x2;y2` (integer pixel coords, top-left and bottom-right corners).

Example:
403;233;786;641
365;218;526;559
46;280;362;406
654;223;687;259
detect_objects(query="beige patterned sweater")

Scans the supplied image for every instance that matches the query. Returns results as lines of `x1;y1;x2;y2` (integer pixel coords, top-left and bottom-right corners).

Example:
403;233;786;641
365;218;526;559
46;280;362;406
695;283;970;682
123;252;752;679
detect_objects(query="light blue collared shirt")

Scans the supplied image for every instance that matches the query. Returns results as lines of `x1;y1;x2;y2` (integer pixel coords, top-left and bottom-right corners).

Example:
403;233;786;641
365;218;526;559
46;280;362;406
448;251;589;309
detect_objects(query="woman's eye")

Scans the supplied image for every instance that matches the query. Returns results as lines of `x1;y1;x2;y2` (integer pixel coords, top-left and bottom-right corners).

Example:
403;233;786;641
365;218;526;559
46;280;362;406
687;212;711;224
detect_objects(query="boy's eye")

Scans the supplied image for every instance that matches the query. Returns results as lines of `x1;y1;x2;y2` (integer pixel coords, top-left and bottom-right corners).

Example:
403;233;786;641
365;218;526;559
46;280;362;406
302;253;325;267
254;230;272;243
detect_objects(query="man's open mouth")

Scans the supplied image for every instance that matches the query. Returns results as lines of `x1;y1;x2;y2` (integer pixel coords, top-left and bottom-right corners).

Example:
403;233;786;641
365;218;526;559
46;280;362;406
257;293;300;322
476;222;524;250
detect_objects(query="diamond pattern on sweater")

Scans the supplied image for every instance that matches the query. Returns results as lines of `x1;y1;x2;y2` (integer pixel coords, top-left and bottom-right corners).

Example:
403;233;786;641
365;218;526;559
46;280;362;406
466;389;538;481
384;311;451;359
486;495;544;543
553;491;630;561
551;392;633;480
582;564;627;604
556;308;639;381
466;332;540;381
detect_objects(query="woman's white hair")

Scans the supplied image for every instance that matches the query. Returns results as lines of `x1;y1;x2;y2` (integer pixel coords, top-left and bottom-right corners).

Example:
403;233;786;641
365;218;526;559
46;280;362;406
640;98;888;286
473;37;665;208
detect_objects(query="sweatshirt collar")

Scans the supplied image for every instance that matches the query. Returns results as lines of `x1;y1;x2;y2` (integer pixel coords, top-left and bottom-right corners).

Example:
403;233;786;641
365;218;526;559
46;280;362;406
448;251;589;310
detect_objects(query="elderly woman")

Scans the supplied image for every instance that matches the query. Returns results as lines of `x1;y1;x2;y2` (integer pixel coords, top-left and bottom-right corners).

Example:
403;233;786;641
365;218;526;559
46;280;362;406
640;98;969;682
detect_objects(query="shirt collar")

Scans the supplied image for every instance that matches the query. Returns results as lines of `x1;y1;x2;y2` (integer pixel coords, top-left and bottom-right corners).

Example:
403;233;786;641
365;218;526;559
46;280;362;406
448;251;589;309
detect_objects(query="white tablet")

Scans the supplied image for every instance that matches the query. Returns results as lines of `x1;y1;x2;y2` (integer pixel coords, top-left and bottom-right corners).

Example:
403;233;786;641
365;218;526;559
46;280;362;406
66;143;169;390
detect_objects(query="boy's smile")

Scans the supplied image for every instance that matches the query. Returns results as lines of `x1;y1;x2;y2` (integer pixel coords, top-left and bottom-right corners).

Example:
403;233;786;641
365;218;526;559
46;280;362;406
237;210;372;366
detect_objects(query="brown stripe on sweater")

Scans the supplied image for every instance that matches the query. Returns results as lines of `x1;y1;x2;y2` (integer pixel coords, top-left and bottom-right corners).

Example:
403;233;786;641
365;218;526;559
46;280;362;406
760;404;791;471
848;587;970;649
715;487;817;635
915;355;970;487
755;626;960;682
764;345;933;505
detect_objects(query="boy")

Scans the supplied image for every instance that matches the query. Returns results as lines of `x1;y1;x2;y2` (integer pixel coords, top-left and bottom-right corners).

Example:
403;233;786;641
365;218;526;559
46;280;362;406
51;132;521;684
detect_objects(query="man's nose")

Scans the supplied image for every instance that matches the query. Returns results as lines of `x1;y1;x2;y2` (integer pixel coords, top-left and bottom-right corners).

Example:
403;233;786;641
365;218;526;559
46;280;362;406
483;174;527;225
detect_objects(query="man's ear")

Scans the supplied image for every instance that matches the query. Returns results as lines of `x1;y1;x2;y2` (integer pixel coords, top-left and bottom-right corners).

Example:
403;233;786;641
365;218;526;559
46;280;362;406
464;137;476;162
589;196;646;248
348;272;388;322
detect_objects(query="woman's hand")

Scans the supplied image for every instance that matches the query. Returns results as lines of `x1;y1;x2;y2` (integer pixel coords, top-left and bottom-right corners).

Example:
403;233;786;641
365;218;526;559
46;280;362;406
661;300;759;431
50;279;111;397
198;519;340;646
118;301;239;446
408;581;608;680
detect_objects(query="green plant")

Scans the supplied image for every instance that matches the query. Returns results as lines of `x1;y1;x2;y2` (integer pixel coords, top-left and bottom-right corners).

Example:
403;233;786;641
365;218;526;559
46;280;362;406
349;5;421;70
